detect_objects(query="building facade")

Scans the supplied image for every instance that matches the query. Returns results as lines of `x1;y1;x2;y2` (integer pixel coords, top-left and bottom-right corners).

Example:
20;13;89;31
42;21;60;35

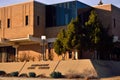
0;1;46;62
0;1;120;62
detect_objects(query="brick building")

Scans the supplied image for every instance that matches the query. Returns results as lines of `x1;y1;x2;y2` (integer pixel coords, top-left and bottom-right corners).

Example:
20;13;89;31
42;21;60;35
0;0;120;62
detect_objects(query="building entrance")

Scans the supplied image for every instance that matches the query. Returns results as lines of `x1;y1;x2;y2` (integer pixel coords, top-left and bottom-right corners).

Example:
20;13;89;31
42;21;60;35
0;46;15;62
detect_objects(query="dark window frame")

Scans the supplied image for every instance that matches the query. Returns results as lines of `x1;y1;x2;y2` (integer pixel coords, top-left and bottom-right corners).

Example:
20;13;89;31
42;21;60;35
113;18;116;28
7;19;10;28
0;20;1;28
25;15;28;26
37;16;40;26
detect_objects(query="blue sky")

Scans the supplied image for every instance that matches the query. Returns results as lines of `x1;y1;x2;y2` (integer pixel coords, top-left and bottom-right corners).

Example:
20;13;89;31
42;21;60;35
0;0;120;8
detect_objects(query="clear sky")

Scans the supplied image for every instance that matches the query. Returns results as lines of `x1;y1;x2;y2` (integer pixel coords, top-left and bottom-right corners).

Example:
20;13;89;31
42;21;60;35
0;0;120;8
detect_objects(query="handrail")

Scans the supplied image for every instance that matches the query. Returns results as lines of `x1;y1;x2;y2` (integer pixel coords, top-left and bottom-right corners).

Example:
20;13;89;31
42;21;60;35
18;61;27;73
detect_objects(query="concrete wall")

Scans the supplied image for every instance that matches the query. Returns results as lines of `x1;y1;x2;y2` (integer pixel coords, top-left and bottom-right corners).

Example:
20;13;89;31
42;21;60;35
0;60;97;77
0;60;120;77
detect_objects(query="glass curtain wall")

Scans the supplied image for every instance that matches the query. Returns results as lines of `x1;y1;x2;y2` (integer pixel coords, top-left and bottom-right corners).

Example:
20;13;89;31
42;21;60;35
46;1;90;27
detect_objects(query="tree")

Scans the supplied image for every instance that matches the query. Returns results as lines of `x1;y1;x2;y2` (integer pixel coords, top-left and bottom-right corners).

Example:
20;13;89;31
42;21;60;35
85;10;101;50
54;29;67;59
54;10;113;60
85;10;113;59
65;18;83;59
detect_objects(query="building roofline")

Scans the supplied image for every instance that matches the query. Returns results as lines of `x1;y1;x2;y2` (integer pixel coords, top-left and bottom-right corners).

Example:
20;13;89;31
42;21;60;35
0;0;91;8
46;0;74;5
34;1;47;5
111;4;120;10
93;4;120;9
0;1;32;8
93;4;120;11
0;0;46;8
46;0;90;7
93;4;112;7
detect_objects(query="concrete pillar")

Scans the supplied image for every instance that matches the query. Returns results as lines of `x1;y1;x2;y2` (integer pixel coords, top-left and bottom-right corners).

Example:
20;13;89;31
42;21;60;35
13;45;19;62
72;51;75;60
2;48;7;62
75;51;78;60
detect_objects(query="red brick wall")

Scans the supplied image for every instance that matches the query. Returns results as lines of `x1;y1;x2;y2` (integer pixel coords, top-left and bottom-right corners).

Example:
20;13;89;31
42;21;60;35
0;2;34;39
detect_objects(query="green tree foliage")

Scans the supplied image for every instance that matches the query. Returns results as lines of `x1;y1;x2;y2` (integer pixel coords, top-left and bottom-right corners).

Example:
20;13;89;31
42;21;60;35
54;29;67;58
54;10;113;60
65;18;85;59
85;10;101;49
66;18;82;51
54;18;84;59
85;10;113;59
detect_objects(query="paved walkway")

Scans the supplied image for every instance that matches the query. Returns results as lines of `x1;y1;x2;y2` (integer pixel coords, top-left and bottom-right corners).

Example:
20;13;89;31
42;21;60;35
1;77;120;80
0;77;98;80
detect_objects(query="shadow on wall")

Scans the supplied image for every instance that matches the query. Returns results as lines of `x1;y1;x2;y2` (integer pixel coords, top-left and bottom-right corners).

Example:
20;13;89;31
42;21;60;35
91;60;120;78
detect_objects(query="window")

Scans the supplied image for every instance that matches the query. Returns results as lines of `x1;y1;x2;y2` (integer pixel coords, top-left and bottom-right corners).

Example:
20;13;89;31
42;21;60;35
0;20;1;28
64;3;67;8
67;3;69;8
37;16;40;26
65;14;68;25
113;18;116;28
25;15;28;26
7;19;10;28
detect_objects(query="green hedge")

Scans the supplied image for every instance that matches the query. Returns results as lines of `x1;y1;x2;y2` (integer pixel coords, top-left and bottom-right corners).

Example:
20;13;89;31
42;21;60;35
10;71;19;77
29;72;36;77
50;71;63;78
0;70;6;76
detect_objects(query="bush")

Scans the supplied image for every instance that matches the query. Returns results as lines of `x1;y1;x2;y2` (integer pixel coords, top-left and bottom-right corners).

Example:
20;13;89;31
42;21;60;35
10;71;19;77
19;73;28;77
5;73;12;77
0;71;6;76
29;72;36;77
50;71;63;78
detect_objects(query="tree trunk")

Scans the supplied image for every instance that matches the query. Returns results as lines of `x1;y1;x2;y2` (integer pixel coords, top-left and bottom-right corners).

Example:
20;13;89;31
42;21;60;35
72;50;78;60
62;53;66;60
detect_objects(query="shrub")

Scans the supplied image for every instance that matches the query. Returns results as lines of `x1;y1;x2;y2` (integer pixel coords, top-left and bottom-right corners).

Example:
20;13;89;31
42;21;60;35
10;71;19;77
29;72;36;77
50;71;63;78
0;71;6;76
19;73;28;77
5;73;12;77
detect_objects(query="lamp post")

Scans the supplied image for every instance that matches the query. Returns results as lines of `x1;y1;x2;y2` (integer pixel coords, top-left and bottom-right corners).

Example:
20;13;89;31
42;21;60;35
41;35;46;61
